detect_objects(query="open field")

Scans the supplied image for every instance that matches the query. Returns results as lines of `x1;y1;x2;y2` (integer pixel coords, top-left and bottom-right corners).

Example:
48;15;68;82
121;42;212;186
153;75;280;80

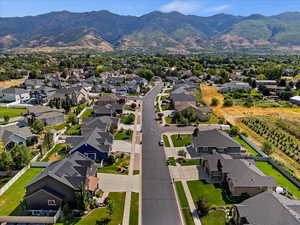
0;168;43;216
0;79;24;88
0;107;27;118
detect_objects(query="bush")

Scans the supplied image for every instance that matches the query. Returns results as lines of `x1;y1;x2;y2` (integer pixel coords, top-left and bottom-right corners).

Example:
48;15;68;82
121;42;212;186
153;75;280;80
229;126;240;136
211;97;219;106
262;141;274;155
224;98;233;107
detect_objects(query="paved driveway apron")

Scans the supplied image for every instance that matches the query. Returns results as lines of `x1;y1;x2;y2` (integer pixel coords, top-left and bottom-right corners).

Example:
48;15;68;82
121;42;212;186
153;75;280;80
142;85;182;225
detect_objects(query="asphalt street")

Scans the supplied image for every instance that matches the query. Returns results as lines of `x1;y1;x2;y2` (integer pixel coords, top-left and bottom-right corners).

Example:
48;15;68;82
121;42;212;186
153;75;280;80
142;85;182;225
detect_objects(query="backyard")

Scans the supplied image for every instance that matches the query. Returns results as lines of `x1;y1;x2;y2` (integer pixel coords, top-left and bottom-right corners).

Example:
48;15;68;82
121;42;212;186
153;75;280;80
0;168;43;216
0;107;27;118
232;136;260;157
256;161;300;199
79;109;94;119
171;134;192;147
65;124;81;135
42;144;67;162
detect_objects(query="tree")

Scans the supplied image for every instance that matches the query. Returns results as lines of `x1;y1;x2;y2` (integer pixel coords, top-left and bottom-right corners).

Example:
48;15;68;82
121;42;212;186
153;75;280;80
0;151;13;171
12;144;32;169
32;120;44;134
223;98;233;107
193;127;200;137
3;115;9;123
211;97;219;106
137;69;154;81
229;126;240;136
262;141;273;155
42;131;54;153
196;197;210;217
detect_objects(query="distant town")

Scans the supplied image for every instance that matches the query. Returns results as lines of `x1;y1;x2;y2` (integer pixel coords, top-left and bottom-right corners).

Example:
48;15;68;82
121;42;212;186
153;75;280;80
0;53;300;225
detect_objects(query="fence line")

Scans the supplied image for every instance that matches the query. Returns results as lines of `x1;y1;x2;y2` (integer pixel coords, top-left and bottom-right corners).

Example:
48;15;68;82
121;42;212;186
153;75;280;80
0;153;40;196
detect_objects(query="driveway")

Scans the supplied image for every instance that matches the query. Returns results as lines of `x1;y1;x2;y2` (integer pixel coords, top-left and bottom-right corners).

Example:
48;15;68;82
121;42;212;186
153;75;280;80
97;173;139;192
112;140;132;153
170;166;206;181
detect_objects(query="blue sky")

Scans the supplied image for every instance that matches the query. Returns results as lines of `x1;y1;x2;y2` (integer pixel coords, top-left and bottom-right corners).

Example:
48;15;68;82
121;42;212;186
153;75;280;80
1;0;300;17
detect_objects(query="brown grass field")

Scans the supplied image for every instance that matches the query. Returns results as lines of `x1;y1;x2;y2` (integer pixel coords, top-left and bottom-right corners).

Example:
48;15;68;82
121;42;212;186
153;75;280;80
0;79;24;88
201;84;300;178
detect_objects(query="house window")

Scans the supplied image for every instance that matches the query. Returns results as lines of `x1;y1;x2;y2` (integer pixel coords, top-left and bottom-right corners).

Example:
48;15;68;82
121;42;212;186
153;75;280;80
48;200;56;206
85;153;97;160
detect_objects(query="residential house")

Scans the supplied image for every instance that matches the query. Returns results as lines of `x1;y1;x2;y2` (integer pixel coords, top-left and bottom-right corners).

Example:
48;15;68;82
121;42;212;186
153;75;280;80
0;88;30;103
178;105;211;122
201;154;276;196
235;191;300;225
192;129;241;155
256;80;277;86
23;79;44;89
170;93;197;111
81;116;119;133
27;106;64;126
51;87;89;105
66;128;113;161
95;94;124;105
290;96;300;106
218;82;251;93
25;152;99;210
0;125;35;151
114;86;128;96
93;104;124;117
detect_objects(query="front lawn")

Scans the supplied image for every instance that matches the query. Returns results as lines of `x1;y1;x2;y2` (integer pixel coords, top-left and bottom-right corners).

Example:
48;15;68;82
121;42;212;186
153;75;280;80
171;134;192;147
175;182;195;225
121;113;135;125
187;180;227;207
163;135;171;147
65;124;81;135
256;161;300;199
98;156;130;175
201;210;226;225
232;136;260;157
179;159;200;166
0;107;27;118
79;109;94;119
0;168;43;216
129;192;139;225
114;129;133;141
75;192;126;225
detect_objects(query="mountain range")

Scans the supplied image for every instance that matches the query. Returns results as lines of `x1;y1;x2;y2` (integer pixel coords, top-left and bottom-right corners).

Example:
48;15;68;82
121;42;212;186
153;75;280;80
1;10;300;53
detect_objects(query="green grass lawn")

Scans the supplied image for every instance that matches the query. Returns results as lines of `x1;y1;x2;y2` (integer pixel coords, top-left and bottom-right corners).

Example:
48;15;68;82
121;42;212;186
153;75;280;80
121;114;135;125
232;136;260;157
79;109;94;119
42;144;66;162
0;107;27;118
129;192;139;225
165;116;173;124
180;159;201;166
98;157;130;175
44;122;66;131
164;90;171;94
175;182;195;225
197;114;219;125
195;89;201;101
256;161;300;199
114;130;133;141
65;124;81;135
0;168;43;216
187;181;227;207
161;105;171;111
74;192;126;225
171;134;192;147
201;210;226;225
163;135;171;147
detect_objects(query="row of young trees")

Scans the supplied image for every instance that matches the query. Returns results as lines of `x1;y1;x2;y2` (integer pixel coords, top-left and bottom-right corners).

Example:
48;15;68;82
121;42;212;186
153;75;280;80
242;117;300;160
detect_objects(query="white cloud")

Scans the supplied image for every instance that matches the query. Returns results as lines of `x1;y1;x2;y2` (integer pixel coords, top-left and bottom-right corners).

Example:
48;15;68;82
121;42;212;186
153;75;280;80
206;4;230;12
160;1;203;14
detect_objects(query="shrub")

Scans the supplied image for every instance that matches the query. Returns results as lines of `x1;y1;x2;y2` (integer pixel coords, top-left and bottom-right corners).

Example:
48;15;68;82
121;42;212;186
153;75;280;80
211;97;219;106
224;98;233;107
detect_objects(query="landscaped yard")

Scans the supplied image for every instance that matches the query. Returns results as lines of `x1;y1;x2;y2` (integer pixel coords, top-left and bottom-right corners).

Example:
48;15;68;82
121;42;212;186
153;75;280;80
0;168;43;216
121;113;135;125
65;124;81;135
201;210;226;225
179;159;200;166
114;129;133;141
256;161;300;199
98;156;130;175
232;136;260;157
187;180;227;207
171;134;192;147
79;109;94;119
175;181;195;225
195;89;201;101
0;107;27;118
74;192;126;225
44;122;66;131
163;135;171;147
42;144;67;162
129;192;139;225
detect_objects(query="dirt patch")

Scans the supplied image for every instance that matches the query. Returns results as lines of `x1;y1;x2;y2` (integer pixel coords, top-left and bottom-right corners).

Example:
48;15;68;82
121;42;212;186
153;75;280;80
0;79;24;88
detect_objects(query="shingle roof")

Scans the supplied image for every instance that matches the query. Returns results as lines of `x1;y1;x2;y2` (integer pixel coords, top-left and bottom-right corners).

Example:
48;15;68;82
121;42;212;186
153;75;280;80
27;152;95;190
192;129;241;148
170;93;196;102
236;192;300;225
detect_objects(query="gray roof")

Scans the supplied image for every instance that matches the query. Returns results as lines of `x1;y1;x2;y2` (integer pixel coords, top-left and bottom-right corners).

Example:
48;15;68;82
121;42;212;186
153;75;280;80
192;129;241;149
27;152;96;190
27;106;63;116
0;125;34;145
94;104;124;114
81;116;119;132
2;87;29;95
170;93;196;102
236;192;300;225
